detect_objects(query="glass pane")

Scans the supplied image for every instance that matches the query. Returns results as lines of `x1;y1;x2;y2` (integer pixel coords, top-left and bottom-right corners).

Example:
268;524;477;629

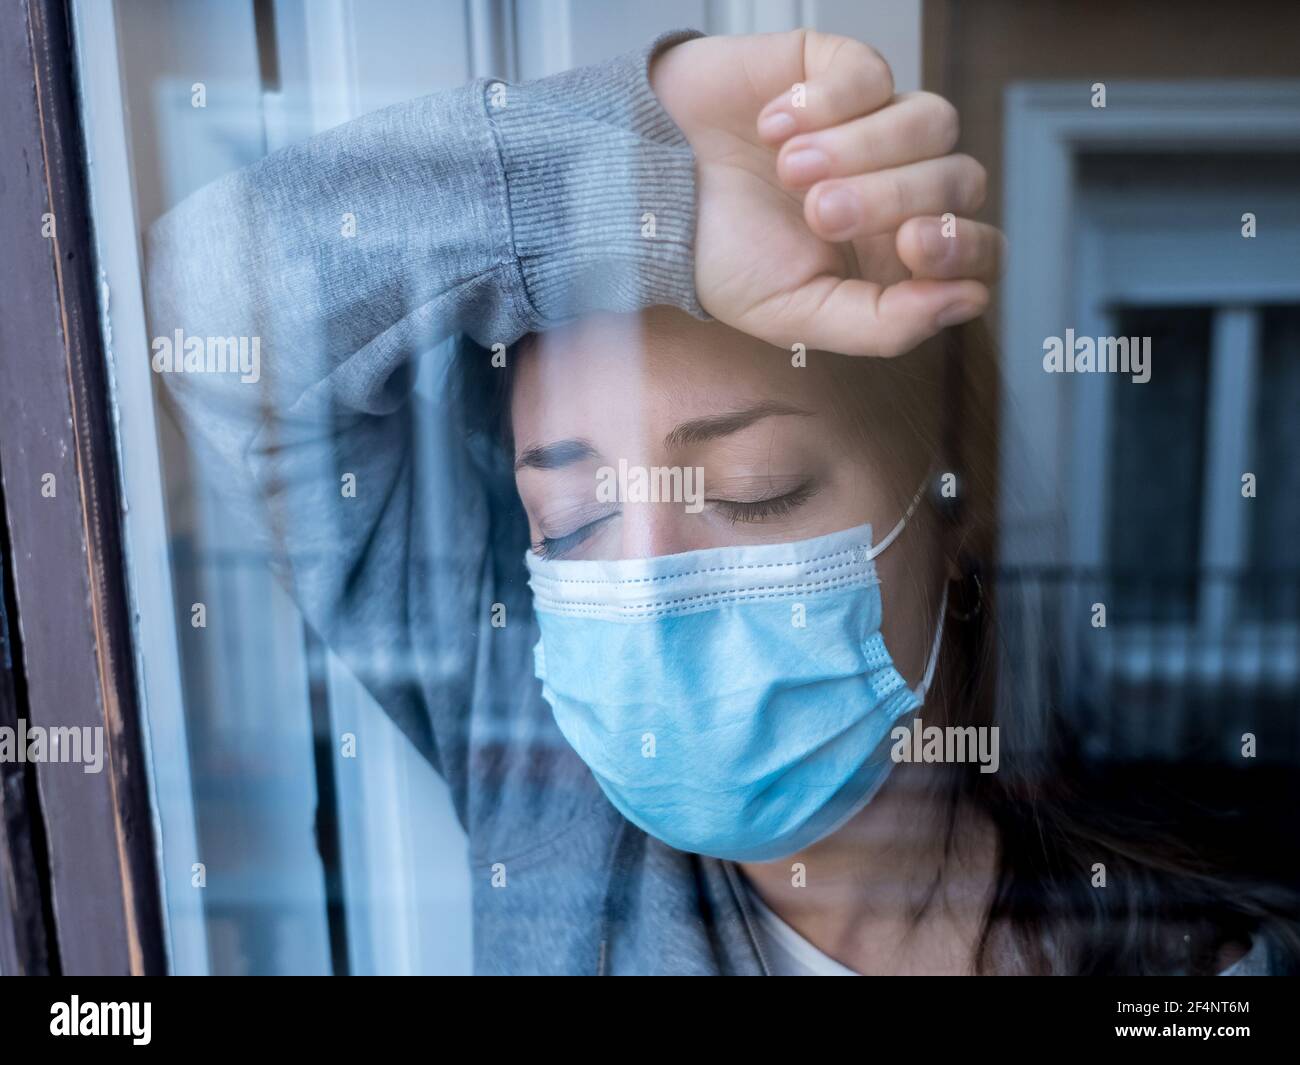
58;0;1299;982
1105;306;1213;622
75;0;478;975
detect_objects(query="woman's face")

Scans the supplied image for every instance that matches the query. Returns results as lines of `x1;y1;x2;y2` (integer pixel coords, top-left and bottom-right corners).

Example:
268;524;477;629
510;306;947;687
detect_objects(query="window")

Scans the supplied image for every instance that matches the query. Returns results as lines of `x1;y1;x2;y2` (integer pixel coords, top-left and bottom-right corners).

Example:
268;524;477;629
1077;152;1300;687
58;0;923;977
1001;88;1300;759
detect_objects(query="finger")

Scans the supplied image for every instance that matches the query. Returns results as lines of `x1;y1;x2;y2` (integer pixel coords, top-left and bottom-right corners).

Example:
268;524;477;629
757;33;894;144
896;216;1006;282
777;92;960;189
751;277;989;358
804;154;987;242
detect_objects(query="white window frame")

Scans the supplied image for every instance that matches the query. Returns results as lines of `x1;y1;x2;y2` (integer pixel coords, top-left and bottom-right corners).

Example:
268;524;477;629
1000;81;1300;692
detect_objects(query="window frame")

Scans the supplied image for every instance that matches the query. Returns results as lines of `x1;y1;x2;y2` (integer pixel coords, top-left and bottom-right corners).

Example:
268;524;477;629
1000;80;1300;704
0;0;166;975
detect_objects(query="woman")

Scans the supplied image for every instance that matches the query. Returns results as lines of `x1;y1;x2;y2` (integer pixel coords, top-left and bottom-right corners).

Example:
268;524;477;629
146;28;1294;974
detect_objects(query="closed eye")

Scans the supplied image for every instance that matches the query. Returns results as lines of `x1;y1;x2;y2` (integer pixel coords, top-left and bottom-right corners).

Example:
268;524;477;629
532;511;618;560
710;481;816;524
530;482;818;557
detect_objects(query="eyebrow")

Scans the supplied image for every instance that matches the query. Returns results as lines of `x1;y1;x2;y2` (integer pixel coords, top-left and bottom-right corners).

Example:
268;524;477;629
663;401;811;450
514;401;812;472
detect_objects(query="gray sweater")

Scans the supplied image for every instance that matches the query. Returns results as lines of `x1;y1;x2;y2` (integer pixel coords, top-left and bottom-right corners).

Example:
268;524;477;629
143;30;1273;977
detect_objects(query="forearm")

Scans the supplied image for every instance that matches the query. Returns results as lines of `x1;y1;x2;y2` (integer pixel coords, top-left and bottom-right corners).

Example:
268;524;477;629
142;30;704;446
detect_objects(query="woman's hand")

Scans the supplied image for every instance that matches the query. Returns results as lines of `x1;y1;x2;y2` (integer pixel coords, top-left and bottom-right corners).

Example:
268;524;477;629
650;30;1004;358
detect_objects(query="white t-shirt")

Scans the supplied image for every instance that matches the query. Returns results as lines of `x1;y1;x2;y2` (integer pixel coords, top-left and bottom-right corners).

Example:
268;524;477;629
744;882;860;976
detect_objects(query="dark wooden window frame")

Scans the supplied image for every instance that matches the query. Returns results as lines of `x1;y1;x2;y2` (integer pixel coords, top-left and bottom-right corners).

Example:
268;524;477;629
0;0;166;975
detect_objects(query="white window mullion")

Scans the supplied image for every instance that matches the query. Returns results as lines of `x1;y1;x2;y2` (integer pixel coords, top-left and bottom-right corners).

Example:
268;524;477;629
1198;306;1261;634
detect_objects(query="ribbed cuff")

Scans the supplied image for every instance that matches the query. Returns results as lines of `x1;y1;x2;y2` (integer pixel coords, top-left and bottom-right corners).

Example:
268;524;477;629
485;29;707;327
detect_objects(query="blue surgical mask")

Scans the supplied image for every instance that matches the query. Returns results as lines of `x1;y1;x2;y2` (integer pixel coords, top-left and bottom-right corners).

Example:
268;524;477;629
525;486;946;863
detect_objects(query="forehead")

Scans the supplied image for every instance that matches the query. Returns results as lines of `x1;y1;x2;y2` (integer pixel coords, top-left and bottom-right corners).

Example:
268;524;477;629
509;308;838;444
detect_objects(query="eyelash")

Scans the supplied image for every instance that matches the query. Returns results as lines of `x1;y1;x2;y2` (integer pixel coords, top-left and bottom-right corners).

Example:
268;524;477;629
533;483;815;559
711;482;815;525
533;512;615;560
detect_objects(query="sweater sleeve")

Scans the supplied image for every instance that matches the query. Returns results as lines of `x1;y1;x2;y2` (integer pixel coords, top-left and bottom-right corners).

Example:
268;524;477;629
142;29;704;817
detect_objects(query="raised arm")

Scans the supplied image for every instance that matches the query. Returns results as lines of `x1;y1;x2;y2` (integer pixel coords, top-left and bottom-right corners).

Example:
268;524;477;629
143;31;705;802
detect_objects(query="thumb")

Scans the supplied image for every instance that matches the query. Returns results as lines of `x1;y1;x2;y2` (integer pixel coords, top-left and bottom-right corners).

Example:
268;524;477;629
757;32;896;144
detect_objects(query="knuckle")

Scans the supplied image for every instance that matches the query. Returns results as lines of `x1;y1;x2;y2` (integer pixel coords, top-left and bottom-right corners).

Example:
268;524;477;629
869;54;896;102
844;39;893;103
811;36;893;116
789;26;813;67
928;95;960;150
956;154;987;209
970;162;989;210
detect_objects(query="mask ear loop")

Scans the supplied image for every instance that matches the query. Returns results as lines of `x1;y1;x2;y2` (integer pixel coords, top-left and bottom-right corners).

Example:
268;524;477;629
860;475;932;563
914;583;948;701
855;471;948;701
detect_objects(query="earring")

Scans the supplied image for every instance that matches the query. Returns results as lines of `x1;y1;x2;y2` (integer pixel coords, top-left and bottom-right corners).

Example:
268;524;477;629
947;571;982;622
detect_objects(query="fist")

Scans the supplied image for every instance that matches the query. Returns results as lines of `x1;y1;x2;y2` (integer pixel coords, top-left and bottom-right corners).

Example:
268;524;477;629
650;30;1004;357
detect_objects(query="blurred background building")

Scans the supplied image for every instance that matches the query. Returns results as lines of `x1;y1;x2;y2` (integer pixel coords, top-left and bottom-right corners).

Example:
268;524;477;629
926;0;1300;764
